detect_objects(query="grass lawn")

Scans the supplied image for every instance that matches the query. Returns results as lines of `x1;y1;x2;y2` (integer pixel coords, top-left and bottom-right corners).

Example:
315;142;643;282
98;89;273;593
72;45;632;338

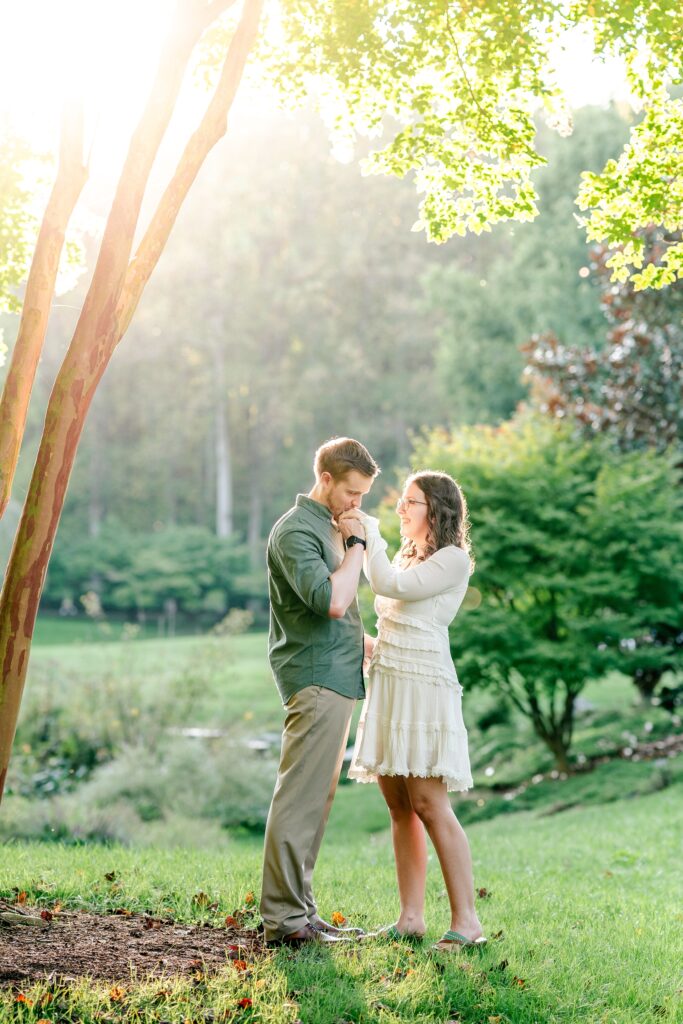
3;624;683;1021
1;783;682;1023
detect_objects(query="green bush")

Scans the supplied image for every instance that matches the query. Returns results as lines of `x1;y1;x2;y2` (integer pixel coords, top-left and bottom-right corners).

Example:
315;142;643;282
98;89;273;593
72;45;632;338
403;417;683;770
42;521;266;617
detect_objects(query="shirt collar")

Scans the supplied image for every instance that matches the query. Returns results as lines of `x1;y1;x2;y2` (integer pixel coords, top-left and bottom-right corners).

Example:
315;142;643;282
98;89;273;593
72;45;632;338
296;494;334;523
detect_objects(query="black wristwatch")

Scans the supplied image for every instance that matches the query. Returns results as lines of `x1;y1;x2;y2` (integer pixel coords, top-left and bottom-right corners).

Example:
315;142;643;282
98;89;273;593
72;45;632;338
345;535;367;551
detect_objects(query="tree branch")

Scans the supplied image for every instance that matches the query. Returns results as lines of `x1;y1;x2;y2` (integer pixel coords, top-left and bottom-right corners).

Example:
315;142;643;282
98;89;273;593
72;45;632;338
0;101;87;519
116;0;264;340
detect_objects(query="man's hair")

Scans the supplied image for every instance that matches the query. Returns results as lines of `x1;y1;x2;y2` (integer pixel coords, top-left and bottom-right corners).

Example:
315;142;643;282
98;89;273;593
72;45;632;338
314;437;380;482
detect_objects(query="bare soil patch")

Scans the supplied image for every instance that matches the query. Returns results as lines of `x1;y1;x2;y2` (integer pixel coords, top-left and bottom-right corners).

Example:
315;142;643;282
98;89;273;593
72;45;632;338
0;904;263;985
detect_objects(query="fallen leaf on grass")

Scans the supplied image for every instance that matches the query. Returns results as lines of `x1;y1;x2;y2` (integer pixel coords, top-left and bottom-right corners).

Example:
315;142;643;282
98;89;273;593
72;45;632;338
36;1019;53;1024
16;891;27;904
225;915;239;928
52;901;62;914
477;888;492;899
15;993;32;1005
40;910;53;922
513;976;527;988
232;960;249;972
237;998;252;1009
488;1017;503;1023
244;892;255;905
109;986;126;1002
331;911;347;926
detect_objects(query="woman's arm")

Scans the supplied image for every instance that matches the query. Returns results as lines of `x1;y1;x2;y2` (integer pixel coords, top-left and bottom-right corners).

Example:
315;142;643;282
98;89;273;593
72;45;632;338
361;516;470;601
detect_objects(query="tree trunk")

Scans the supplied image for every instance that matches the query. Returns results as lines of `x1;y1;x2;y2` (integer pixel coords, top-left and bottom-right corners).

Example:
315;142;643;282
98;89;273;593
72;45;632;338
0;0;264;802
0;103;87;518
246;408;262;571
633;667;663;704
544;736;571;774
506;679;576;774
88;400;104;539
214;339;233;537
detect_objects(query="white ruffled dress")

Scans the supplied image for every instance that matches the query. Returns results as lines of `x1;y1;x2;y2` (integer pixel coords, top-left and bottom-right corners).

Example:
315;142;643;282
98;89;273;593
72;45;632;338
348;516;473;793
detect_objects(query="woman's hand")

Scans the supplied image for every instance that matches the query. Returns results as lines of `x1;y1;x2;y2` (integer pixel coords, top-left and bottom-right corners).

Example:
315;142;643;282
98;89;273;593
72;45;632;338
337;510;366;542
363;632;376;675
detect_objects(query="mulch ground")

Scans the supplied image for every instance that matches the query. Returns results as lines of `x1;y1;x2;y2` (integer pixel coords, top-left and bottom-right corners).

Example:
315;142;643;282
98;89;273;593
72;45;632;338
0;904;264;985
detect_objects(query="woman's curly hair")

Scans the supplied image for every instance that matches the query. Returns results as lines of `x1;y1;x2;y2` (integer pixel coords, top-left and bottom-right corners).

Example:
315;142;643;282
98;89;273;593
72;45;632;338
398;470;474;570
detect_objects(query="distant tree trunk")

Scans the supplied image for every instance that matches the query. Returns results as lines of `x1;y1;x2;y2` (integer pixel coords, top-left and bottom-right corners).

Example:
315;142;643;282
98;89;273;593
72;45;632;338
246;411;262;571
165;459;179;526
0;0;264;802
214;338;233;537
88;403;104;539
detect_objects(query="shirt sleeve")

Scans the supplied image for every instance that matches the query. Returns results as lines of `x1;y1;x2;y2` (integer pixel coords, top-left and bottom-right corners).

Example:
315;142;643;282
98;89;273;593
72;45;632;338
272;528;333;617
361;515;470;601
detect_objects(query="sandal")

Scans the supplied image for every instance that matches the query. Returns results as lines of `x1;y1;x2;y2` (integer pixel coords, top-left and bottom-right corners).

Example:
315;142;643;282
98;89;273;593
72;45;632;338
365;924;425;943
431;929;488;951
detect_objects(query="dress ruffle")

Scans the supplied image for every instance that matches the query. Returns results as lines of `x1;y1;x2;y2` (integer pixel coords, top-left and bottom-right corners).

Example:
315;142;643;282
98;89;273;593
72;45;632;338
348;664;472;793
368;651;462;690
348;704;473;793
377;609;444;633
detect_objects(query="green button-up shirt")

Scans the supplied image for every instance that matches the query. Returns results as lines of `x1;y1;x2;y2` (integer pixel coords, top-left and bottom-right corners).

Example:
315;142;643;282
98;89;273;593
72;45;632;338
267;494;365;705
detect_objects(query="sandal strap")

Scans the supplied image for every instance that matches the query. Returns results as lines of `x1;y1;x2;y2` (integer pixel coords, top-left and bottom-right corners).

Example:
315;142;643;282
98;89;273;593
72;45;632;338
440;930;470;943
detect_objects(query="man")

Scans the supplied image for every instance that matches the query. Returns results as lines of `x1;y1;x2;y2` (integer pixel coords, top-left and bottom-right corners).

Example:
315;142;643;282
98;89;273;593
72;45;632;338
260;437;380;946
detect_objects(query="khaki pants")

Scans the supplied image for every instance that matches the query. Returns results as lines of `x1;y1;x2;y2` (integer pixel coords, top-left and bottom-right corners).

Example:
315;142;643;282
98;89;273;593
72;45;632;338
260;685;355;940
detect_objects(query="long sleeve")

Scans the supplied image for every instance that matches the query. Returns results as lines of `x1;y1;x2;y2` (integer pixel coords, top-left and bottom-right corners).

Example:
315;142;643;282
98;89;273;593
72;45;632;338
271;528;332;617
361;515;470;601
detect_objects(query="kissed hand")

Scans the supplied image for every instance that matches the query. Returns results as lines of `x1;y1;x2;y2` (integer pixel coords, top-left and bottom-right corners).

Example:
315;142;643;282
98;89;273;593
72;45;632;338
337;511;366;541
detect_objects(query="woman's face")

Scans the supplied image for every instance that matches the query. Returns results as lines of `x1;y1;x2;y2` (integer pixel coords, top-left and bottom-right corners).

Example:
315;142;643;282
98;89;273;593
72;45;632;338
396;480;430;547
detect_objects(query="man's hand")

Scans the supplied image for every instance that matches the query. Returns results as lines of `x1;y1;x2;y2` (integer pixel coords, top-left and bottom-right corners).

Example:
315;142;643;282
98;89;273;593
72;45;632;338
337;510;366;542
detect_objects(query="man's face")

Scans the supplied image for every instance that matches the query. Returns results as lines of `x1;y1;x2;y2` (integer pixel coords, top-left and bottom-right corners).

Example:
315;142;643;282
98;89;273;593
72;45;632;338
321;470;374;520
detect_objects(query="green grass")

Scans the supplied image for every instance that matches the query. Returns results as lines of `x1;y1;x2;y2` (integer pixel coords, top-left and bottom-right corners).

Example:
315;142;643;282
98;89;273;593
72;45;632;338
32;616;153;646
28;629;278;730
4;624;683;1020
2;784;682;1023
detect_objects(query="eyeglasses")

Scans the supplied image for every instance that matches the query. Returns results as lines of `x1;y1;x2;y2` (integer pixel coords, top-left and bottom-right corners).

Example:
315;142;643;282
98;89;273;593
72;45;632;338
396;496;428;512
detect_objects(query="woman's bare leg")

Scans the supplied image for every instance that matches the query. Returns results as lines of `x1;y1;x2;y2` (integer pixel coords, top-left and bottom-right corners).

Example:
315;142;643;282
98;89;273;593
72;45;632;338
377;774;428;935
405;776;482;941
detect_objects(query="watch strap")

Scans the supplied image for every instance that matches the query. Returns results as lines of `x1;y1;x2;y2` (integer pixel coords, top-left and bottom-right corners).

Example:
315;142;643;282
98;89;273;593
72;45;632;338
345;535;367;551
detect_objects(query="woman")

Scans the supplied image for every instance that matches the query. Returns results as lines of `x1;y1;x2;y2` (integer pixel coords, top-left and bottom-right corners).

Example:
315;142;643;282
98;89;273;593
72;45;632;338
345;471;486;950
